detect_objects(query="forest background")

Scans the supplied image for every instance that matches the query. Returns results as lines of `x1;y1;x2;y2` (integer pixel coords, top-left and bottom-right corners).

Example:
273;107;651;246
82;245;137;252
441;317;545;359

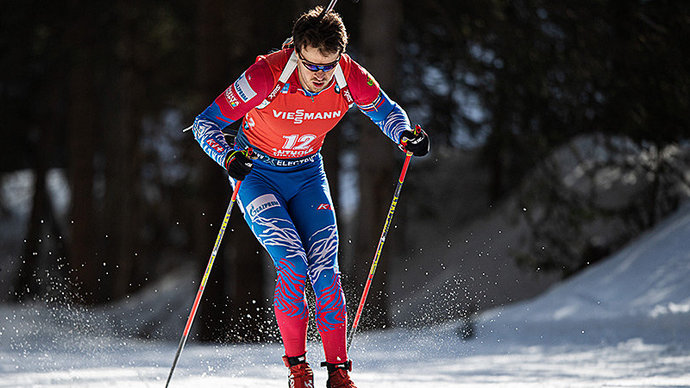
1;0;688;342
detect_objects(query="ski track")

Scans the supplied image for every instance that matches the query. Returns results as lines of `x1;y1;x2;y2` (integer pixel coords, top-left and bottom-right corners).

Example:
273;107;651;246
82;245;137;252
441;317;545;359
1;324;689;387
2;204;690;386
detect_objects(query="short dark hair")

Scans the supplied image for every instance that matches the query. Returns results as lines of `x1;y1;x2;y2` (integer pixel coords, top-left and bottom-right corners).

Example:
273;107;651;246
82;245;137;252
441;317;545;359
292;6;348;56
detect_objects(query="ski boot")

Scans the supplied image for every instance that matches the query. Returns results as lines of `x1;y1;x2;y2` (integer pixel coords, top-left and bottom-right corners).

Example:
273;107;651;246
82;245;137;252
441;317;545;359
282;353;314;388
321;360;357;388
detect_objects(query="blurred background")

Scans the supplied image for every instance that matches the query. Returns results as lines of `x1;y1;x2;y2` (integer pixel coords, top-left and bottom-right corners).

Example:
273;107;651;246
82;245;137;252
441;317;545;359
1;0;688;344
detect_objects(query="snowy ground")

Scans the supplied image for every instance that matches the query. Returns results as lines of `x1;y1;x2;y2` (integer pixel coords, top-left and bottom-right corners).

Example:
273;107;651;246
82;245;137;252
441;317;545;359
2;202;689;387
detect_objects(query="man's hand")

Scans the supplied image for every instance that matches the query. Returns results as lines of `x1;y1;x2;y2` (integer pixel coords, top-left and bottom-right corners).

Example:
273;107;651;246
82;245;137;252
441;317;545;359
224;149;254;180
399;125;430;157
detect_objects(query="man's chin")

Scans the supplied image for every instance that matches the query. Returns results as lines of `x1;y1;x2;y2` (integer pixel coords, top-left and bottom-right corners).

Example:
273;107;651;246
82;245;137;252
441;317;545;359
311;81;326;91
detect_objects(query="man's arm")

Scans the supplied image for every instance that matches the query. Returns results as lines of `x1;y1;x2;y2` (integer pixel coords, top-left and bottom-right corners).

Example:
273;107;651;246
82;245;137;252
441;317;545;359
346;58;412;144
357;90;411;145
192;59;273;168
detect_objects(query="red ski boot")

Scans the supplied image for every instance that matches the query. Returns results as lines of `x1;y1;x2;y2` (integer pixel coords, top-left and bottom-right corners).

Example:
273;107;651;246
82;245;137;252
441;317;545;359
321;360;357;388
283;353;314;388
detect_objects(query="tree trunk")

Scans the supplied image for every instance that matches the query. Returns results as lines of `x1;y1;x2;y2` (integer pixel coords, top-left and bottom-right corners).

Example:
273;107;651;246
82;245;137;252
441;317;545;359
65;7;102;304
103;3;145;301
193;0;266;343
353;0;402;330
14;126;68;303
14;131;48;302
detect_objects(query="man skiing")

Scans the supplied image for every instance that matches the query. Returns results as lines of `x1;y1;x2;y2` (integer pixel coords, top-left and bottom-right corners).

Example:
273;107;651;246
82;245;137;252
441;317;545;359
192;6;429;388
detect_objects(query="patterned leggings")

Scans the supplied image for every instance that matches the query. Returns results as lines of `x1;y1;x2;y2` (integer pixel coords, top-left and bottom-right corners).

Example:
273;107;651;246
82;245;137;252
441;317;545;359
236;156;347;363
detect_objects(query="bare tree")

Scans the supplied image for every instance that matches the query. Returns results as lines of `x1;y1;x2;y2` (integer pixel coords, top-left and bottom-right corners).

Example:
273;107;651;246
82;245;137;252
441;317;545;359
193;0;268;342
353;0;402;330
65;4;103;304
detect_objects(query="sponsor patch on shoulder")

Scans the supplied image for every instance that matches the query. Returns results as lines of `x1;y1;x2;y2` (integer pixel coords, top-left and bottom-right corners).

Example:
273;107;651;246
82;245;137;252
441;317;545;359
246;194;280;221
234;72;257;102
224;87;240;107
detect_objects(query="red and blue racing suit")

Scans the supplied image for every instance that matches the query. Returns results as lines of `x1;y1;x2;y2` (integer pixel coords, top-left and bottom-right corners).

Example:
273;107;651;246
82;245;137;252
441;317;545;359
192;47;411;363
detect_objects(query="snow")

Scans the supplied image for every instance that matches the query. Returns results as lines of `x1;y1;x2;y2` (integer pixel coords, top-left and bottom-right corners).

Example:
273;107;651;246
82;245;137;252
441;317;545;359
2;203;690;387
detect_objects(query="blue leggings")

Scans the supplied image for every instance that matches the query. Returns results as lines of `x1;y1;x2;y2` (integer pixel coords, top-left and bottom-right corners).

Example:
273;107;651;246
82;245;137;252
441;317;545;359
235;155;347;362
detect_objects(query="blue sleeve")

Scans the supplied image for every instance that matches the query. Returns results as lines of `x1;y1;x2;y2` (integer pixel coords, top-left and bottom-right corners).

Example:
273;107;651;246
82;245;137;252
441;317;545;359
192;102;237;168
357;90;411;144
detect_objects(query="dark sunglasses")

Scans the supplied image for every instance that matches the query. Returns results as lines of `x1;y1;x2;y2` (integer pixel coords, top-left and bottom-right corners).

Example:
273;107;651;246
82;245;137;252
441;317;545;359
297;50;340;72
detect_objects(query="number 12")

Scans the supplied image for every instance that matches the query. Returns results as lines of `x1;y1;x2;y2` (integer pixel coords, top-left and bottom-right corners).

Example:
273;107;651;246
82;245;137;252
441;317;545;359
282;134;317;150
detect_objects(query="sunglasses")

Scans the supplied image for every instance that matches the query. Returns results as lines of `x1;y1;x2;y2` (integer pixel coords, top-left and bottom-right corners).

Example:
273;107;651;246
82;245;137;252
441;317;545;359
297;50;340;72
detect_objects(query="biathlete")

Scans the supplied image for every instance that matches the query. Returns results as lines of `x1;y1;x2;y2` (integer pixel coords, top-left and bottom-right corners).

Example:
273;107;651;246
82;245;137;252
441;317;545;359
192;6;429;388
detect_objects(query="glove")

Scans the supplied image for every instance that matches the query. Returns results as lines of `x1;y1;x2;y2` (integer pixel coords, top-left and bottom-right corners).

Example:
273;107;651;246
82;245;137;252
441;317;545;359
224;149;254;180
399;125;430;157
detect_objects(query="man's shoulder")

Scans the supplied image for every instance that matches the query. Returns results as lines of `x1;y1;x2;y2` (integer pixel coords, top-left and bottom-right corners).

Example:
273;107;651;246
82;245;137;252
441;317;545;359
255;48;292;74
341;54;376;87
339;53;357;76
339;53;381;105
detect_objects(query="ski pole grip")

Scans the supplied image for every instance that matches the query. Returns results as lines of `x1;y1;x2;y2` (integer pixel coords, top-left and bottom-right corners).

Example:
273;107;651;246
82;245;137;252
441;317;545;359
245;147;257;160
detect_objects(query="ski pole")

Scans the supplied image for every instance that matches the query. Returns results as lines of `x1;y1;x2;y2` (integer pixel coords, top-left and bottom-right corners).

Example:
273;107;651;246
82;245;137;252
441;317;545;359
347;149;415;351
164;180;242;388
323;0;360;14
324;0;338;14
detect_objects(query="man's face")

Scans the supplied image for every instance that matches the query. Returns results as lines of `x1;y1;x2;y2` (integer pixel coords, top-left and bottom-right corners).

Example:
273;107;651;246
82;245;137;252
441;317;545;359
296;45;340;93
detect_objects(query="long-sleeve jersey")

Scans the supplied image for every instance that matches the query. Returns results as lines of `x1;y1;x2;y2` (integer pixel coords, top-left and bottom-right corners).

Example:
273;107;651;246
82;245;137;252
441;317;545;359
192;47;411;167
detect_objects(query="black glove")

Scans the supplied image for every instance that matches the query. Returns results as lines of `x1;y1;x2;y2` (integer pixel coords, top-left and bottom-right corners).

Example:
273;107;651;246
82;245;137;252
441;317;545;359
399;125;430;156
224;149;254;180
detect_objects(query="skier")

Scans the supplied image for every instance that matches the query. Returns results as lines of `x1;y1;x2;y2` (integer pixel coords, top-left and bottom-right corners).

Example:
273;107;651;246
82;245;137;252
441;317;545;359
192;6;429;388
